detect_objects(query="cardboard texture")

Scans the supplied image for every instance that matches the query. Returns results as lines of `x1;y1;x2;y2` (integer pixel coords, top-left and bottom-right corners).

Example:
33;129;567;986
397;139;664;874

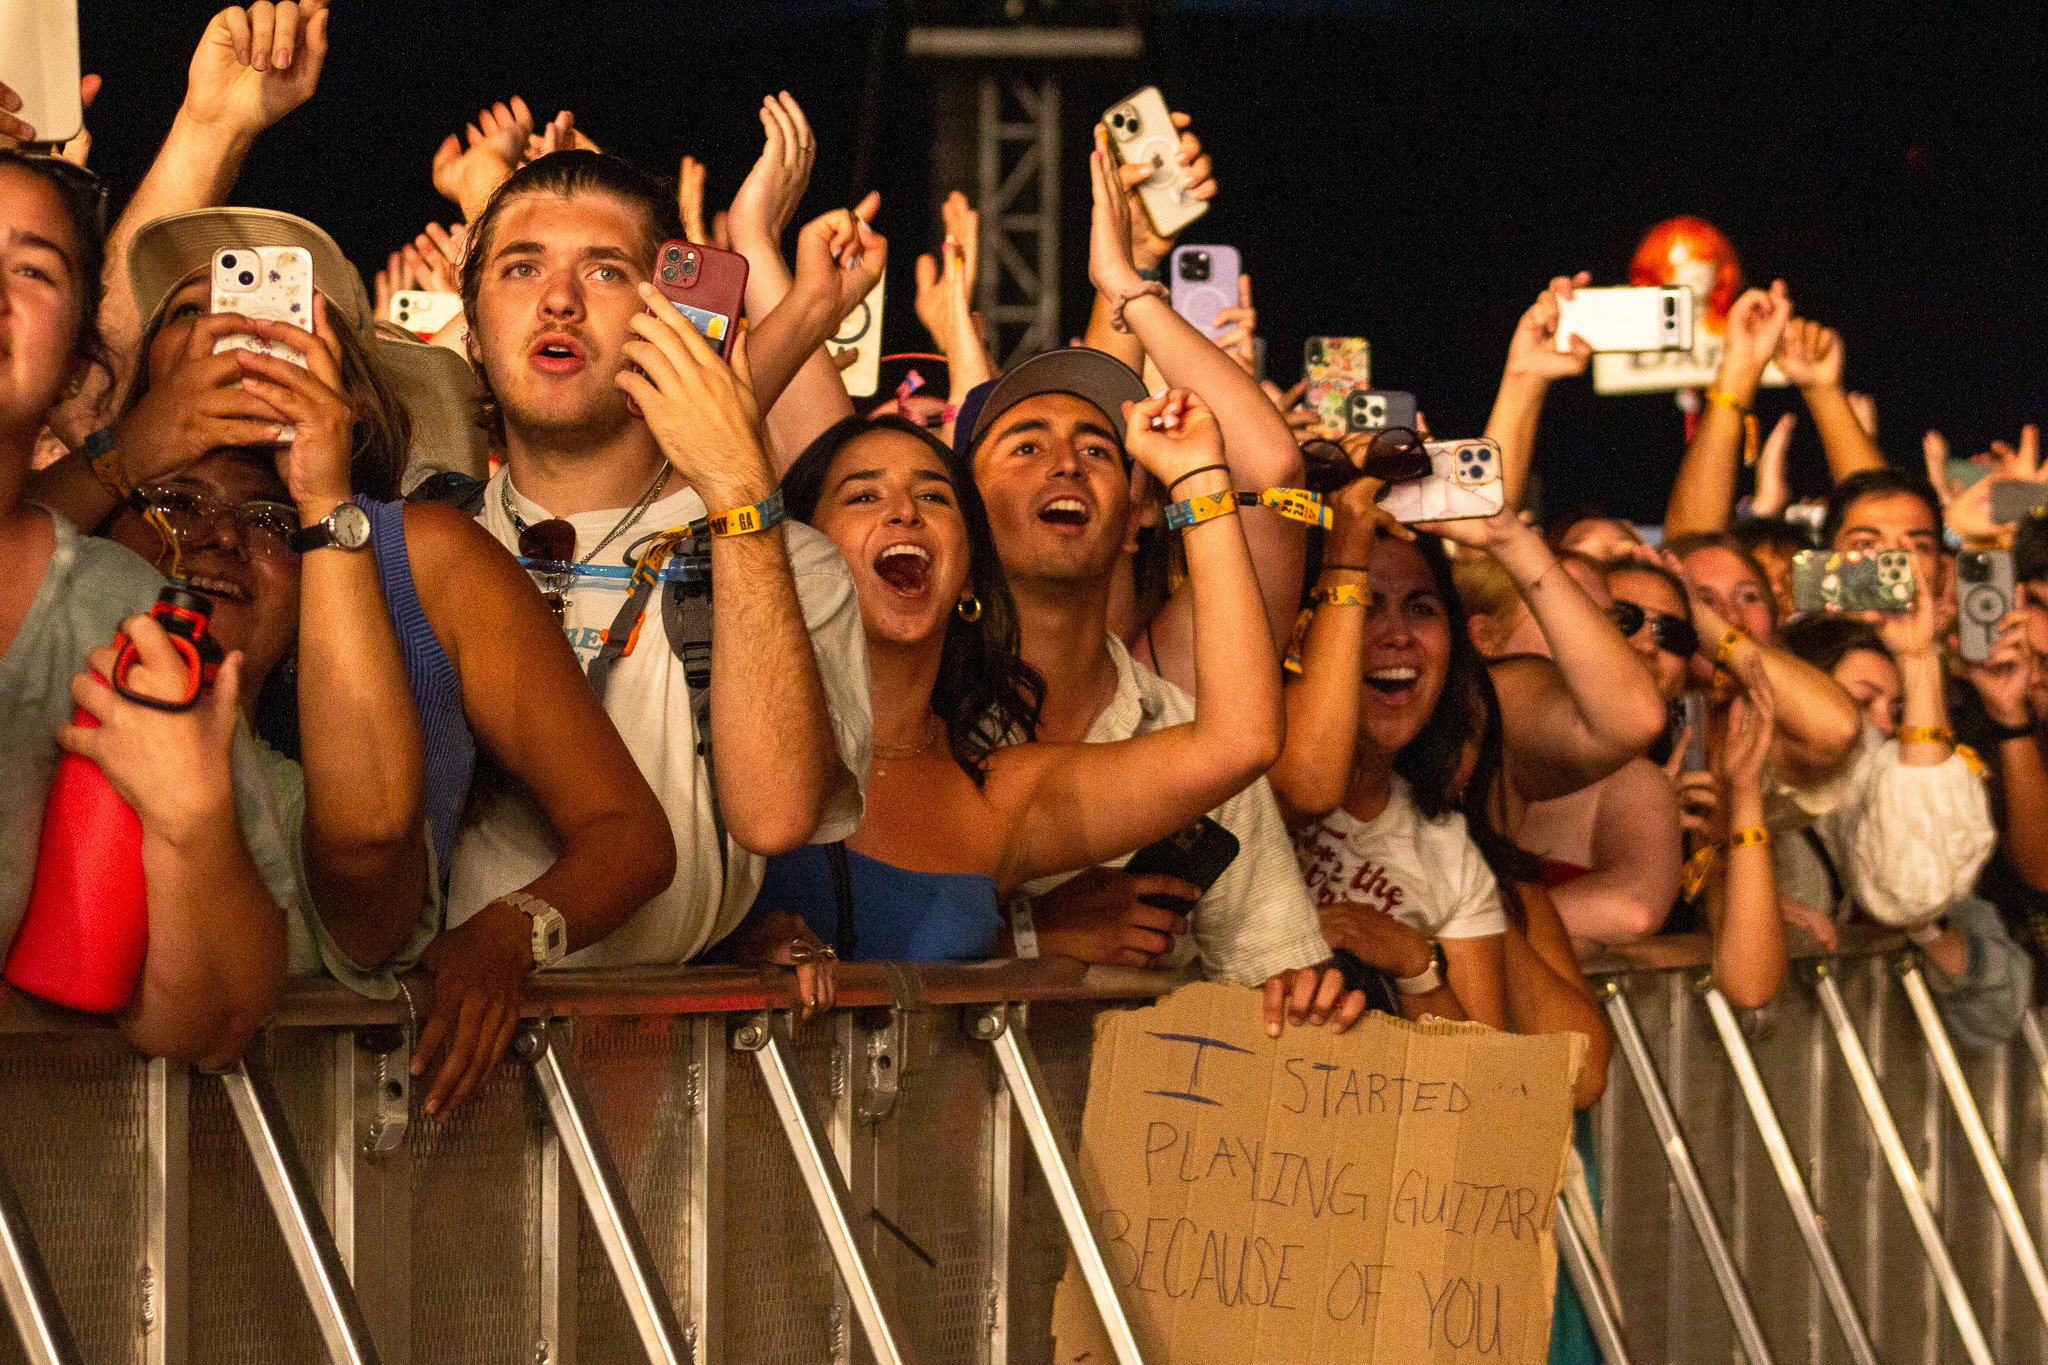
1051;982;1585;1364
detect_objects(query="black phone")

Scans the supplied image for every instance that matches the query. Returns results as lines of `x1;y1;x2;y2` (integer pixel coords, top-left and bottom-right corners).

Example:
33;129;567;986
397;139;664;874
1122;817;1241;911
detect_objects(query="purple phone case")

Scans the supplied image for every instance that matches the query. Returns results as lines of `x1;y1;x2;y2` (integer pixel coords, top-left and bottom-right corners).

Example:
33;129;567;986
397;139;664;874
1170;245;1241;341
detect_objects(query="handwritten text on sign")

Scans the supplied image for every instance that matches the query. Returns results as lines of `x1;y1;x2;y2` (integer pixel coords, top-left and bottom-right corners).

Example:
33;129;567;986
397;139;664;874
1052;982;1583;1365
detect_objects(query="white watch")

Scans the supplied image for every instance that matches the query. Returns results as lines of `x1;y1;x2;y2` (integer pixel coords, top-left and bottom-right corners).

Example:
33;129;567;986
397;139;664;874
1395;941;1447;997
501;891;568;969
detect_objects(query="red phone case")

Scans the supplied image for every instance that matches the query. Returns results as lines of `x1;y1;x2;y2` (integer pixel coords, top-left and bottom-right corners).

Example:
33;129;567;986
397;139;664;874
651;239;749;359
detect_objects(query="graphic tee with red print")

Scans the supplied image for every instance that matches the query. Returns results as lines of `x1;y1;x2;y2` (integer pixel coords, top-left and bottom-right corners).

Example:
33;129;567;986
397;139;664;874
1294;776;1506;940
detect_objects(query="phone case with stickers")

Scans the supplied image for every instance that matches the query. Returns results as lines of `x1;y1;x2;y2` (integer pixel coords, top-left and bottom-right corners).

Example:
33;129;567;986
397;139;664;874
1103;86;1208;240
1790;549;1917;615
1302;336;1372;440
1342;389;1418;435
831;269;885;398
1376;439;1505;525
212;246;313;368
652;239;748;359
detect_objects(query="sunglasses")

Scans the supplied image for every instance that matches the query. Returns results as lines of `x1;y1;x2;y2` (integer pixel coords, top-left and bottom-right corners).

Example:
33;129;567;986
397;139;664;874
517;518;578;620
1300;427;1432;496
128;484;300;562
1610;599;1700;658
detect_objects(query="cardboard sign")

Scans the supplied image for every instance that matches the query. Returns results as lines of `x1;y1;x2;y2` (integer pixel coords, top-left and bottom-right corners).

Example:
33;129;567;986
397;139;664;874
1052;982;1585;1364
1591;335;1789;395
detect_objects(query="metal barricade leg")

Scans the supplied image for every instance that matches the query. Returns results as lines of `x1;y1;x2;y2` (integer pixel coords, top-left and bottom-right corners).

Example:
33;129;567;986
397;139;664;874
731;1011;919;1365
1812;967;1993;1364
1602;983;1776;1365
217;1047;382;1365
1701;987;1879;1365
2020;1010;2048;1111
967;1003;1145;1365
1898;961;2048;1329
1555;1191;1632;1365
0;1147;81;1365
516;1022;690;1365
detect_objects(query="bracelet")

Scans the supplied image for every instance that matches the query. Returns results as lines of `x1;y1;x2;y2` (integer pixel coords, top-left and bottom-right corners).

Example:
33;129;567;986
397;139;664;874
1135;265;1167;284
1310;583;1371;608
1705;388;1760;466
83;427;131;501
1727;826;1770;850
1897;723;1955;747
707;489;786;538
787;938;837;967
1705;386;1753;416
1241;486;1332;529
1714;625;1746;666
1517;558;1564;596
1162;491;1240;532
1165;463;1229;497
1107;279;1170;333
1985;714;2036;743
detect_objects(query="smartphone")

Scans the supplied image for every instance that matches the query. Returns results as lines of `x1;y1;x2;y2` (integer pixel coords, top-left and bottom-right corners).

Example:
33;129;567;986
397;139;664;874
830;269;885;399
211;246;313;368
1302;336;1372;440
1675;692;1709;774
1342;389;1418;435
1990;480;2048;526
1122;817;1240;912
390;289;462;340
1169;244;1240;341
1789;549;1917;615
1958;548;2016;664
0;0;82;145
1102;86;1208;240
1555;285;1694;354
1376;439;1505;525
651;239;748;360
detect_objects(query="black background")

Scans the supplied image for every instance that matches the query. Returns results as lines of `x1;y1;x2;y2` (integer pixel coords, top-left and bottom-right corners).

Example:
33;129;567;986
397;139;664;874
73;2;2048;523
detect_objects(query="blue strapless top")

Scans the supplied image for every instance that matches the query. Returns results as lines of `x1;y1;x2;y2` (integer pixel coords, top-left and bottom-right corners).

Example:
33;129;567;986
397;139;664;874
750;845;1001;962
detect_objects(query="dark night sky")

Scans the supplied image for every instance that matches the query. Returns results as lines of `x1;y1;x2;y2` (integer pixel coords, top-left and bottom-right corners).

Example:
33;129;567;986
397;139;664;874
73;2;2048;523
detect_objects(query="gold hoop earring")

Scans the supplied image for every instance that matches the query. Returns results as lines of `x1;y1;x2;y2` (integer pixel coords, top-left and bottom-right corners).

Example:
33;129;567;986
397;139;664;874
955;593;983;623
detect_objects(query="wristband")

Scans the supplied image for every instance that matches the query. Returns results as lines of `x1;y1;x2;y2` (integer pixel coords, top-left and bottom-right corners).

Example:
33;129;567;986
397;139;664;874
1705;386;1753;416
1714;625;1746;666
1726;826;1770;850
1135;265;1167;284
1310;583;1371;608
1242;487;1332;529
1394;941;1448;997
706;489;786;538
1165;463;1229;497
1163;491;1240;531
1986;715;2037;743
1906;917;1949;948
1107;279;1170;333
1897;724;1955;747
1706;387;1760;466
83;427;130;501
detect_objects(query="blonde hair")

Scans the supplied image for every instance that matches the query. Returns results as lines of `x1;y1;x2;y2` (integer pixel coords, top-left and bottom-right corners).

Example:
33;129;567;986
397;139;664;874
1451;549;1527;635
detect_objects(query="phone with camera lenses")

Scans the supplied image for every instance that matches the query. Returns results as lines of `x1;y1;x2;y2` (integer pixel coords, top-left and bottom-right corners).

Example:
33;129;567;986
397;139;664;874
211;246;313;369
1958;548;2016;664
1375;439;1505;524
1789;549;1917;616
1168;244;1240;341
1302;336;1372;440
1990;480;2048;527
831;268;885;398
1342;389;1418;436
1102;86;1208;240
1675;692;1709;774
651;239;748;360
1555;285;1694;354
389;289;462;340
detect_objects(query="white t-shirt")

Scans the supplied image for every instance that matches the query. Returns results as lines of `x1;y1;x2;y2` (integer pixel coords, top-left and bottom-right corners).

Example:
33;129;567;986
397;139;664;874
1293;777;1506;941
448;469;871;966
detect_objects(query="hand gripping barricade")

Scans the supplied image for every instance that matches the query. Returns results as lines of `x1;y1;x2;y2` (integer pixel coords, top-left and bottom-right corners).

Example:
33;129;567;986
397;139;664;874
0;938;2047;1361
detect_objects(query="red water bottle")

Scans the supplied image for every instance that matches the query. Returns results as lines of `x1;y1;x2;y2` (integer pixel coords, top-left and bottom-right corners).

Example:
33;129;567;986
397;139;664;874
6;584;222;1012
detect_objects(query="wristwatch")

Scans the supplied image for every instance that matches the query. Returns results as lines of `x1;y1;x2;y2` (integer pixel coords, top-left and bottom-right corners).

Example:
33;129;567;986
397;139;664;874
288;501;371;554
1395;940;1449;997
501;891;569;969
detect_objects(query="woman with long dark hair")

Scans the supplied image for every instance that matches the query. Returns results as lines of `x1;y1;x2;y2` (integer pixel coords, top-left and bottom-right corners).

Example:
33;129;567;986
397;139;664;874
726;393;1286;984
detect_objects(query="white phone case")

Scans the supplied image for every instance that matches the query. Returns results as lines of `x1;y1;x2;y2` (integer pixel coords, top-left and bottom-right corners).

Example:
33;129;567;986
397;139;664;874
212;246;313;368
832;269;885;399
0;0;82;144
1104;86;1208;240
1377;439;1505;524
390;289;463;339
1555;286;1694;354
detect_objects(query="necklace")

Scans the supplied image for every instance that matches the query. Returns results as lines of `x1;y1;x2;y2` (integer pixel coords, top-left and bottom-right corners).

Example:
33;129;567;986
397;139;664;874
504;464;671;617
873;715;944;761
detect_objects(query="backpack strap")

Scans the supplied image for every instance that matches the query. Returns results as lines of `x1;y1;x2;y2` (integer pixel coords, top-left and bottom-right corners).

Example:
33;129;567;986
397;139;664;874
658;536;728;891
826;841;857;960
404;469;488;516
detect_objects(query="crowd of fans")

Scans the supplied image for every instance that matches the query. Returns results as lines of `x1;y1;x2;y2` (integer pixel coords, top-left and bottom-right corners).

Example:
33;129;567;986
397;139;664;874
4;7;2047;1351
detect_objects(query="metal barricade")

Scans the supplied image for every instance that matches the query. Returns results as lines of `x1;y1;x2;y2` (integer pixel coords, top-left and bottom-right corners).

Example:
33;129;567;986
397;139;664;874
0;941;2045;1363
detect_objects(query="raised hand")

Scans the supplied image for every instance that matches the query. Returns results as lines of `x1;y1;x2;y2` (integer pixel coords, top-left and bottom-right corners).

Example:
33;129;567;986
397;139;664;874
1210;274;1258;375
1323;472;1411;566
182;1;332;139
432;97;535;223
1121;389;1222;490
914;192;978;355
1963;611;2039;728
617;284;770;508
1718;651;1777;792
726;92;816;253
1716;280;1792;396
1775;316;1845;390
525;108;601;161
1506;272;1594;381
112;313;292;486
406;221;466;293
1087;125;1147;304
1923;429;1958;507
226;296;356;516
678;154;711;244
1114;109;1214;269
1750;412;1796;517
791;193;886;329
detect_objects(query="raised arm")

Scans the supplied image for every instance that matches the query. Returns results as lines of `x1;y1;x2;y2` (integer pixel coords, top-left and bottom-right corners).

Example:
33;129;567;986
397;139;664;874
1486;273;1592;512
1664;281;1791;536
1707;654;1786;1008
1680;581;1861;788
1435;511;1667;800
998;389;1281;887
618;305;844;855
747;198;885;438
1964;612;2048;890
912;192;993;446
1082;107;1215;373
1775;317;1884;482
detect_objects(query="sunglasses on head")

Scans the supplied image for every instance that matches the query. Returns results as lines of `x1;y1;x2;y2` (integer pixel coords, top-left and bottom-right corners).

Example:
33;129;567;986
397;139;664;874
1610;600;1700;658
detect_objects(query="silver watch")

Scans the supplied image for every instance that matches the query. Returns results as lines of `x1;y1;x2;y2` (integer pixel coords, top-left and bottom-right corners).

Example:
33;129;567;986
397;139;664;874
288;501;371;554
1395;940;1448;997
501;891;568;969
